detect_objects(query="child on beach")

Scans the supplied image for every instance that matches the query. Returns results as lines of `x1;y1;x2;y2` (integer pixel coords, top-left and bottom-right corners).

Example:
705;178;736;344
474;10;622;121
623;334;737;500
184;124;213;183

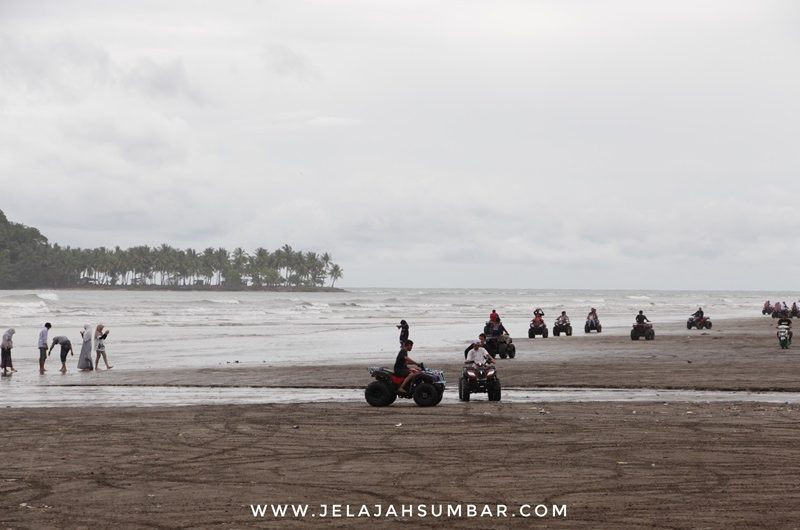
1;328;16;375
94;325;113;370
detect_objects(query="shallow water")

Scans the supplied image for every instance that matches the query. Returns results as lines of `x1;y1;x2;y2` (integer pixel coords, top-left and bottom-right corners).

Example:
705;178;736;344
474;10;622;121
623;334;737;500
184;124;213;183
3;385;799;408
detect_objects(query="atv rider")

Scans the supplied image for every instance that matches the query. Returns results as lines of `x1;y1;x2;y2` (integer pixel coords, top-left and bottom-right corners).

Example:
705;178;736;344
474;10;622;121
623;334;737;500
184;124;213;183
586;308;599;324
485;320;509;357
395;339;421;394
531;313;545;329
489;310;500;323
464;341;495;366
635;310;650;325
556;311;570;326
777;317;793;342
692;308;704;319
464;333;488;359
533;307;544;318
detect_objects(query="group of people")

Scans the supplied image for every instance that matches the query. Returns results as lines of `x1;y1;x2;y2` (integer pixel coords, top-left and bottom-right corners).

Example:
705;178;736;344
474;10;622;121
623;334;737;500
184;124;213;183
763;300;799;318
1;323;112;376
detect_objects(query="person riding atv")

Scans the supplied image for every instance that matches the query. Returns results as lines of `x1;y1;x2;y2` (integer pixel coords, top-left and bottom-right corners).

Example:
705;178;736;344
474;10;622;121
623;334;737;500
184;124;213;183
459;341;500;401
553;311;572;337
528;314;548;338
585;308;601;333
484;320;516;359
365;339;446;407
687;308;712;329
464;333;488;359
632;311;655;340
777;317;793;349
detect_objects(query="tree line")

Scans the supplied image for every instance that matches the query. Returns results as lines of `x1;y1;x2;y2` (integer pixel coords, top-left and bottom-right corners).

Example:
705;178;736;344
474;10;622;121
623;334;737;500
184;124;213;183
0;210;343;289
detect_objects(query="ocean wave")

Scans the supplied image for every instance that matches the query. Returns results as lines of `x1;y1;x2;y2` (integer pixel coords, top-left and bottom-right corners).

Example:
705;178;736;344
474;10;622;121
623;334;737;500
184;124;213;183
626;295;651;300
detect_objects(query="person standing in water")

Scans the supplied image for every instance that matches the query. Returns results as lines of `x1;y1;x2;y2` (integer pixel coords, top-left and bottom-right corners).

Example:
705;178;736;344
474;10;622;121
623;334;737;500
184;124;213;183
1;328;16;375
38;322;52;374
77;324;94;371
94;324;113;370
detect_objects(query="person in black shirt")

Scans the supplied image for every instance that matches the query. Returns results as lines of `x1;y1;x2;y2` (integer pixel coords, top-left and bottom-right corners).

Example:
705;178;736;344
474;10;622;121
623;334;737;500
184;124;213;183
635;310;650;324
395;340;421;393
397;320;409;345
692;308;704;319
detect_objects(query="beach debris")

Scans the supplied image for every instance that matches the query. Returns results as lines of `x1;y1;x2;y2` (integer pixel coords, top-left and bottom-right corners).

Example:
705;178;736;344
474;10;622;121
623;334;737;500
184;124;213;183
292;425;299;429
395;423;402;427
616;462;628;465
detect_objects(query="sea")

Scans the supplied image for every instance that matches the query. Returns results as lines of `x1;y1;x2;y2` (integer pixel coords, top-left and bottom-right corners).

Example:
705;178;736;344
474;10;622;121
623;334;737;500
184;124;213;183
2;288;798;406
0;288;789;370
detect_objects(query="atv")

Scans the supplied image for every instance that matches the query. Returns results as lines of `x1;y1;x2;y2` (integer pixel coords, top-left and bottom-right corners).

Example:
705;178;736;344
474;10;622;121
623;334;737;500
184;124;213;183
458;363;501;402
528;319;549;338
686;316;712;330
365;364;446;407
631;322;655;340
552;319;572;337
584;318;602;333
777;324;793;349
485;333;516;359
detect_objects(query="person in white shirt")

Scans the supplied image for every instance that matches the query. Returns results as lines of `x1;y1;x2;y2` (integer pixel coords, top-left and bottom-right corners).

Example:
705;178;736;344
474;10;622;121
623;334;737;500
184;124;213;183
38;322;51;374
464;341;495;366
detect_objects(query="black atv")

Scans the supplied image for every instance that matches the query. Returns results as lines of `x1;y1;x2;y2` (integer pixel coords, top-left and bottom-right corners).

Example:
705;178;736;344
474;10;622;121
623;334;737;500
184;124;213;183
553;319;573;337
485;333;516;359
528;319;548;338
631;322;655;340
584;319;602;333
458;363;501;402
364;364;446;407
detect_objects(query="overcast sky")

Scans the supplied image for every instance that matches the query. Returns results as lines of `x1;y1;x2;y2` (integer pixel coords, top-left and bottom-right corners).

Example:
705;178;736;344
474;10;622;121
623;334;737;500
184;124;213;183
1;1;799;289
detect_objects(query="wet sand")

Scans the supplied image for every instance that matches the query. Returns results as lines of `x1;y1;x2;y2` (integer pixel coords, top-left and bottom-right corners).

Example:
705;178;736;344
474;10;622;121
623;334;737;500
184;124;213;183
4;316;800;528
2;402;800;529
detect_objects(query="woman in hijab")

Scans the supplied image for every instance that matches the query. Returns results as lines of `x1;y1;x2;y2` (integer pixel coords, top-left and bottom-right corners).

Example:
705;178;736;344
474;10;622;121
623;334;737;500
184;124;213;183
77;324;94;371
94;324;112;370
1;328;16;375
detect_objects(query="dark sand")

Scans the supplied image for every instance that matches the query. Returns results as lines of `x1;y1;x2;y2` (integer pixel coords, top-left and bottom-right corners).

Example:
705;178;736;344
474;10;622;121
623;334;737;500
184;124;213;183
4;317;800;529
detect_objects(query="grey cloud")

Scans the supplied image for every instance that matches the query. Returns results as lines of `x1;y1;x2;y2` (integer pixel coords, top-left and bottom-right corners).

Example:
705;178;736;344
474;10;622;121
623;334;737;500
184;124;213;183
263;45;320;81
124;58;205;103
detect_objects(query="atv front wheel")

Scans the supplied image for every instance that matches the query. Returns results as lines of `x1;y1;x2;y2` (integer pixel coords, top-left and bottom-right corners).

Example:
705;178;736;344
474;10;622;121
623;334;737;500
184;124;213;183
566;326;573;336
630;329;638;340
542;329;548;338
528;328;535;339
488;380;501;401
365;381;393;407
458;378;470;402
413;382;439;407
507;344;516;359
645;329;655;340
705;322;712;329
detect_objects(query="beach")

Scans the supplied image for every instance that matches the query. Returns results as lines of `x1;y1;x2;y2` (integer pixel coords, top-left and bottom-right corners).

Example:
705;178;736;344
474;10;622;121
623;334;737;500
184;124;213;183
3;315;800;528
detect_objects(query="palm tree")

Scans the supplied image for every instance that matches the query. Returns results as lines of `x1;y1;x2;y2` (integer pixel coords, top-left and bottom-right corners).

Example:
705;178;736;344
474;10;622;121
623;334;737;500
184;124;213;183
328;264;343;287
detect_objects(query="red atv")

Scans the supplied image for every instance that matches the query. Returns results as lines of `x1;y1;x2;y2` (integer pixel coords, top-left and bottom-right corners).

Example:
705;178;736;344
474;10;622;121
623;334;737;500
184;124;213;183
686;316;712;330
364;365;445;407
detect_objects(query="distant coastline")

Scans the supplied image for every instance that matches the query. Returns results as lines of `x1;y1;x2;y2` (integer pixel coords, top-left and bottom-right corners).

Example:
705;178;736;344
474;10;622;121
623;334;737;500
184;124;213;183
52;285;346;293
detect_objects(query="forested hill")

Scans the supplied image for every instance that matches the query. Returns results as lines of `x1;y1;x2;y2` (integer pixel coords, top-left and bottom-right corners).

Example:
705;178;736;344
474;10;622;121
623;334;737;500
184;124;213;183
0;210;344;290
